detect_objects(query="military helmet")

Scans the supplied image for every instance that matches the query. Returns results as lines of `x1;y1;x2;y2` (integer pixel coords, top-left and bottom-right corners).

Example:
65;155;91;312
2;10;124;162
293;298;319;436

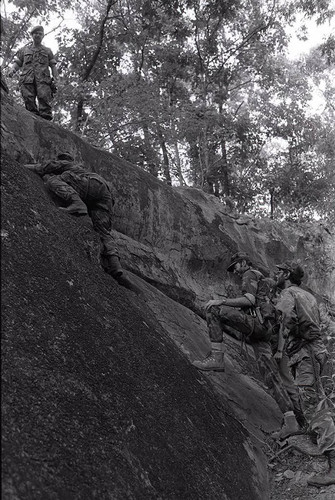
57;151;74;161
30;26;44;35
227;251;251;272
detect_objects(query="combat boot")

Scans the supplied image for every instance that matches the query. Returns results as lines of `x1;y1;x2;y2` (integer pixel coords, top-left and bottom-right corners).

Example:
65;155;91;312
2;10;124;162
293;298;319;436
279;411;300;440
60;194;88;215
105;255;123;278
271;410;300;440
193;343;225;372
281;410;301;439
307;451;335;487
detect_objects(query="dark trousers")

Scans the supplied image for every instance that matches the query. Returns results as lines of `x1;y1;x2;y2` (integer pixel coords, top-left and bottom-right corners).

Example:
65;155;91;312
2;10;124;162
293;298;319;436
45;175;118;257
85;178;118;257
20;80;52;120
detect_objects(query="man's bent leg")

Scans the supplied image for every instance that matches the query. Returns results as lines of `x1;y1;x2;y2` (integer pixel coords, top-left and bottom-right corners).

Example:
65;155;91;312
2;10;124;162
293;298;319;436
310;399;335;455
278;354;307;428
294;355;335;452
254;342;301;439
100;245;123;278
193;305;262;371
90;207;123;278
192;306;252;371
192;306;225;371
44;176;88;215
293;355;322;421
87;179;129;284
254;342;295;416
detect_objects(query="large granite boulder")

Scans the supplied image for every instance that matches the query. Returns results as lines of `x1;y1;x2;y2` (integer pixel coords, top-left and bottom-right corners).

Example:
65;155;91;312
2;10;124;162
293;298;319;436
2;96;334;499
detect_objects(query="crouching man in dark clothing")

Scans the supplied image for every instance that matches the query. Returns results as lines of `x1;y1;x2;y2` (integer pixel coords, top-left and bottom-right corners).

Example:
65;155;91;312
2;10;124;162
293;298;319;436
26;152;124;281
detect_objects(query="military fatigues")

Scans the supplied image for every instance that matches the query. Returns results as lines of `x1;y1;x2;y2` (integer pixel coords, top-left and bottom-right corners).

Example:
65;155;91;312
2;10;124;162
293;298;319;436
276;285;335;454
207;269;300;415
36;159;119;259
14;43;56;120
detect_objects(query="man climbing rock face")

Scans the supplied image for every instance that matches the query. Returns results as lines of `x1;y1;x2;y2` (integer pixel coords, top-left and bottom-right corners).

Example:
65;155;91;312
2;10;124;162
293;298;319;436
25;152;124;282
275;260;335;487
193;251;306;436
7;26;58;120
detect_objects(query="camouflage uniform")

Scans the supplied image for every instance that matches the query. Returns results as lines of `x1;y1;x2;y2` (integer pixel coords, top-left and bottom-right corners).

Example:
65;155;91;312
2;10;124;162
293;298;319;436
14;42;56;120
206;268;302;416
276;285;335;455
35;157;119;261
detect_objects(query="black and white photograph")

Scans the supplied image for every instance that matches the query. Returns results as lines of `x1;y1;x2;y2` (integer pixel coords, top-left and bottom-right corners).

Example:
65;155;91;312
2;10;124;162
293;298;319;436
1;1;334;498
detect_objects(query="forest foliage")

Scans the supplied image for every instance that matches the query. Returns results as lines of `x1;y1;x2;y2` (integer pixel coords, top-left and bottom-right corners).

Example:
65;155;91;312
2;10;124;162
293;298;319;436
1;0;335;222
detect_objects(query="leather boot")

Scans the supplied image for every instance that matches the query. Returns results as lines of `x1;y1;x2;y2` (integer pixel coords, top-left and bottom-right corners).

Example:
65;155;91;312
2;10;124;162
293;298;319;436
279;411;300;439
271;411;300;440
307;451;335;487
105;255;123;278
60;194;88;215
193;343;225;372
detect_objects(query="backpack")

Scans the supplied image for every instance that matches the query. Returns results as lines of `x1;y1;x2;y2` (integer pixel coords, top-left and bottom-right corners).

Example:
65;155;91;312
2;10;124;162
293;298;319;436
255;274;278;324
246;270;278;343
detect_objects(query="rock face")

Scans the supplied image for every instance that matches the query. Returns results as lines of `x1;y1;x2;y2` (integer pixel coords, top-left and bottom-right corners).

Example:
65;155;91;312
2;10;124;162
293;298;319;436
1;96;334;500
2;94;334;310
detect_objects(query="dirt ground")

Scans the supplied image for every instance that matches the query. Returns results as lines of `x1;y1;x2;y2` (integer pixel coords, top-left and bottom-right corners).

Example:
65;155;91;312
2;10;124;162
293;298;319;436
267;436;335;500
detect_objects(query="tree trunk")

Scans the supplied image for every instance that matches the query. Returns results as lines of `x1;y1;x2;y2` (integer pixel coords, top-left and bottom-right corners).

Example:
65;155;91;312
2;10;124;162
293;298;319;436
220;137;230;196
270;187;275;219
75;0;116;131
142;122;158;177
202;123;213;193
218;95;230;196
157;126;172;185
173;139;185;186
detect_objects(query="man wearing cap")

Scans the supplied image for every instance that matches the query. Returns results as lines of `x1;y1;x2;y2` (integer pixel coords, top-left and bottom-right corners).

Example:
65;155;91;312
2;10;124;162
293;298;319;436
7;26;58;120
275;260;335;487
193;252;306;435
25;152;126;283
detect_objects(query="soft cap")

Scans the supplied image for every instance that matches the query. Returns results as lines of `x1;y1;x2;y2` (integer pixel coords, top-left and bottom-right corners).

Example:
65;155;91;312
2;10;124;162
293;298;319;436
31;26;44;35
57;152;74;161
227;251;251;272
276;261;304;280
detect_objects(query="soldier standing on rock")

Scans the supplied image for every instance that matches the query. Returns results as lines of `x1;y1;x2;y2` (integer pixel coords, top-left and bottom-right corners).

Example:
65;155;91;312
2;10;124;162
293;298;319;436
25;152;128;285
7;26;58;121
275;261;335;487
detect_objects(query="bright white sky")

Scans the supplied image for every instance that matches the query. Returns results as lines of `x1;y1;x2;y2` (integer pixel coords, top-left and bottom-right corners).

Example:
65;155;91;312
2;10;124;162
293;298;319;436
286;14;335;59
1;1;334;58
42;9;335;59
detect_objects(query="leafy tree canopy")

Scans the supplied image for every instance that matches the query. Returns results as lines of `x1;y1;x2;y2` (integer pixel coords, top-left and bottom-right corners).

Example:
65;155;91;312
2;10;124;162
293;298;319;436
1;0;334;223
